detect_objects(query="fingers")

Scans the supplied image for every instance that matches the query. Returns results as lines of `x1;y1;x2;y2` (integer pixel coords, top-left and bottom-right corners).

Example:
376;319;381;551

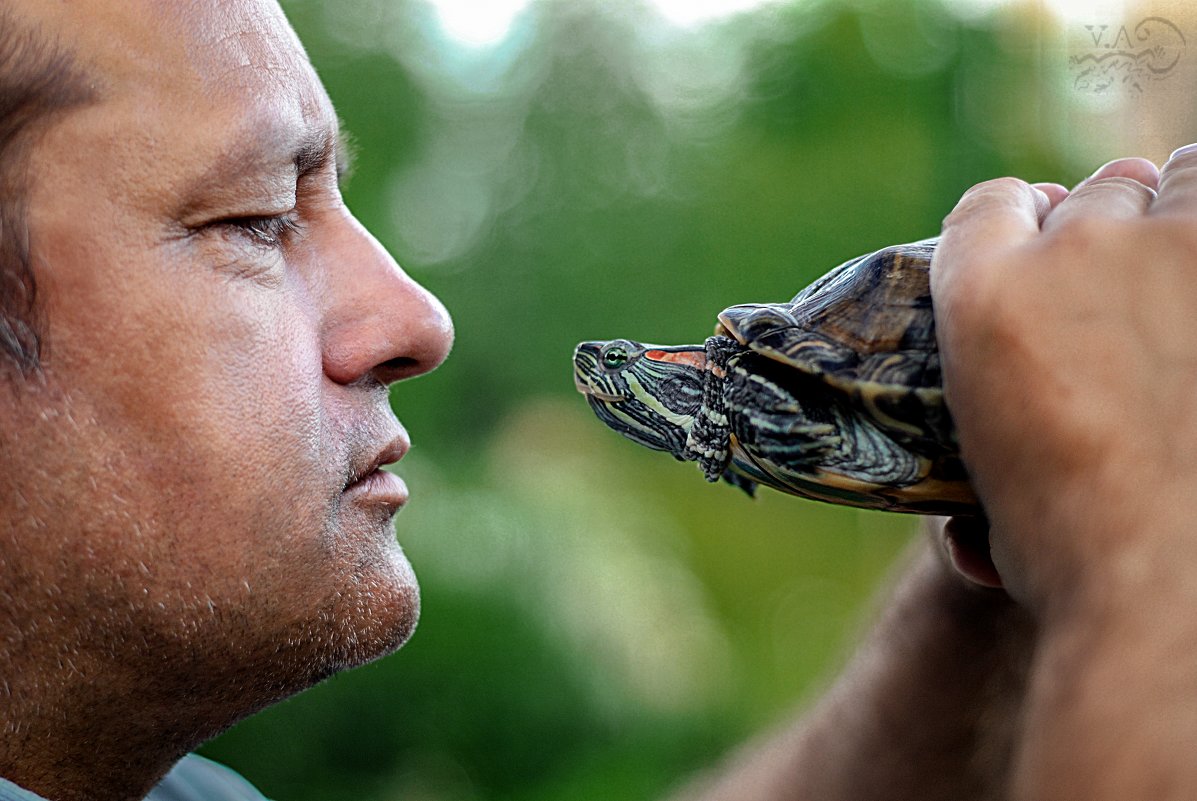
1032;182;1069;209
936;158;1162;274
1151;144;1197;218
933;178;1050;297
923;516;1004;590
1075;156;1160;191
944;177;1055;238
1043;158;1158;233
942;516;1003;589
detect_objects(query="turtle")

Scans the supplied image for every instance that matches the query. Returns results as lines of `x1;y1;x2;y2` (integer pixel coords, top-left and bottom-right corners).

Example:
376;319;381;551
571;238;979;516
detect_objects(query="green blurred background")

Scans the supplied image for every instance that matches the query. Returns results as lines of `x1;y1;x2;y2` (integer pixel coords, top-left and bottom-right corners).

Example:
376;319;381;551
200;0;1138;797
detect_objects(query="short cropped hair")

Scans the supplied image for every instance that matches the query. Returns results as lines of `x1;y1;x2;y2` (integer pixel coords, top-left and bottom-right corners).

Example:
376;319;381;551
0;9;93;374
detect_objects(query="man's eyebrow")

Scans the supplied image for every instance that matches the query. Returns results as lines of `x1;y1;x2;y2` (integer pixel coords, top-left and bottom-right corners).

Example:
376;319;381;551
181;123;359;214
294;126;356;186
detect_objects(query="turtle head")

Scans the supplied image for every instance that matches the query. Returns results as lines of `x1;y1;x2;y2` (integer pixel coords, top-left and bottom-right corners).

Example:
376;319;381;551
572;338;708;459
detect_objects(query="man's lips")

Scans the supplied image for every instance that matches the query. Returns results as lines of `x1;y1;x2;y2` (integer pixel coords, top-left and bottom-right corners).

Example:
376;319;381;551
343;434;411;509
344;468;409;509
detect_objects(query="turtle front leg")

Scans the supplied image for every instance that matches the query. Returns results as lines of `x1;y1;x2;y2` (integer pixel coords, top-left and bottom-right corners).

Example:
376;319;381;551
684;335;738;482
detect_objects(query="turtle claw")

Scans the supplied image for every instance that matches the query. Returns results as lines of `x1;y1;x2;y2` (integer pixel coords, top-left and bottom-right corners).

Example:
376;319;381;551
721;470;757;497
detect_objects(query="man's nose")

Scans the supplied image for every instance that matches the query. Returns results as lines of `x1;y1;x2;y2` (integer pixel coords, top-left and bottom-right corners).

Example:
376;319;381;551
319;211;454;387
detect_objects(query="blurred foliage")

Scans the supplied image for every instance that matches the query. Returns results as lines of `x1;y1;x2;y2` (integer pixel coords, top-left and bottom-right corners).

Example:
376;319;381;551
202;0;1076;798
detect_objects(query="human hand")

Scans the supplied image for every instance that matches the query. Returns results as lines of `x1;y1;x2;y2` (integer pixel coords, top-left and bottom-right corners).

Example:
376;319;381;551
928;151;1197;615
932;148;1197;801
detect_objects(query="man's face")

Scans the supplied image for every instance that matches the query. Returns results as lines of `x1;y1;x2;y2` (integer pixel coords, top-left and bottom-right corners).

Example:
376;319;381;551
2;0;452;712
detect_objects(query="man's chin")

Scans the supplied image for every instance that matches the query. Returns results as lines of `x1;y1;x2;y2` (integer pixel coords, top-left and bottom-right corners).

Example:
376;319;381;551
253;520;421;689
318;554;421;672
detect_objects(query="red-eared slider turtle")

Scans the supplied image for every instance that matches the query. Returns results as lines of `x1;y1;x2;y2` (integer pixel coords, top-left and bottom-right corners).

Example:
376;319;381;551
572;238;977;515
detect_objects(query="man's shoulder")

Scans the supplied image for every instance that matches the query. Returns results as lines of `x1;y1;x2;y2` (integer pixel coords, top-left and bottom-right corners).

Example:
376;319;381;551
0;776;50;801
0;755;266;801
146;754;271;801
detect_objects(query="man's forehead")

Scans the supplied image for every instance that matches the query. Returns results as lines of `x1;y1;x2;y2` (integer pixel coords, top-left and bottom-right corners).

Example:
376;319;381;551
24;0;341;197
175;1;317;102
24;0;326;118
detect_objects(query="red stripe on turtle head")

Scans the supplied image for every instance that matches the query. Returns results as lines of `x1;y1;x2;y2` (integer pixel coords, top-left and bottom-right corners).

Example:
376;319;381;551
644;349;707;369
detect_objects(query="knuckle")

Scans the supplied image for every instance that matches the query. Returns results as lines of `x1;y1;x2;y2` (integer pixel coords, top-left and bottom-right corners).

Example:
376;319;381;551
1158;157;1197;193
1085;157;1160;188
942;177;1039;236
1074;175;1156;201
972;175;1030;197
977;176;1029;202
1163;144;1197;172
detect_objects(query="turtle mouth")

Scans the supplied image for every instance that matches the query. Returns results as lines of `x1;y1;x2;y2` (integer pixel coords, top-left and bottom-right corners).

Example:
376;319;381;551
574;372;627;402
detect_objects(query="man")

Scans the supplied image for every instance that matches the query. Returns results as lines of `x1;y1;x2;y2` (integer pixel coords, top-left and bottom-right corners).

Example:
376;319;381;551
2;3;1194;801
0;2;452;799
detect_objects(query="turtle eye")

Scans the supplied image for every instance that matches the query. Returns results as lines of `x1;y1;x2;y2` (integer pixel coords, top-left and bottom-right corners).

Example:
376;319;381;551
602;346;629;369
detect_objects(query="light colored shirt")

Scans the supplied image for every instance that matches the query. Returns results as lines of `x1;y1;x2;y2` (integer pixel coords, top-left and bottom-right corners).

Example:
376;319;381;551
0;755;269;801
0;775;41;801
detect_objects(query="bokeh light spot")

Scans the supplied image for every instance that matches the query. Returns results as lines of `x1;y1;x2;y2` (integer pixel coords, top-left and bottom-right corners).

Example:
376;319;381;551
427;0;533;47
424;0;789;49
649;0;787;28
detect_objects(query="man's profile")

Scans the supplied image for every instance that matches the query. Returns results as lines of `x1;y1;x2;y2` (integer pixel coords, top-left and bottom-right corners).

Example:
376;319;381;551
0;2;451;798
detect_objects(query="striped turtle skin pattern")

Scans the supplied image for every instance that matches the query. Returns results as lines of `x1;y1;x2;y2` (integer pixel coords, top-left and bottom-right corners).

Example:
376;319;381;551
572;238;978;516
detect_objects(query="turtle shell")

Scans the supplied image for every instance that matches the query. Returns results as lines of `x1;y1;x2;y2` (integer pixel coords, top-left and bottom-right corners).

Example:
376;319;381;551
714;238;975;513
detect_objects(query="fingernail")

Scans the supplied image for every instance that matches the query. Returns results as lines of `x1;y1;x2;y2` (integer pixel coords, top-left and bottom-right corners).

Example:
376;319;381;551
1169;143;1197;161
